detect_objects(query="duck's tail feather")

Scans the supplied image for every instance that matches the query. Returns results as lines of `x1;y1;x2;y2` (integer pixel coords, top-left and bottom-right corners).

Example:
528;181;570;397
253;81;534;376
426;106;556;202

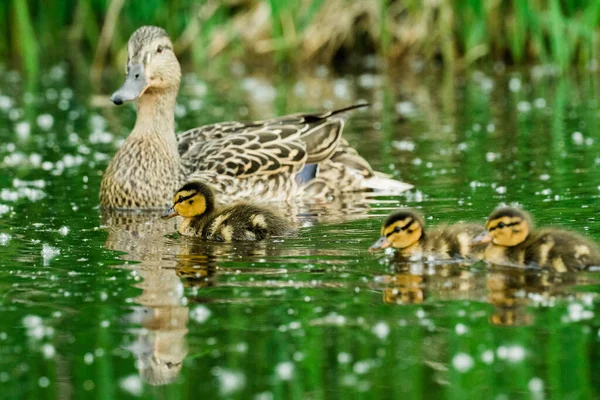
360;172;414;194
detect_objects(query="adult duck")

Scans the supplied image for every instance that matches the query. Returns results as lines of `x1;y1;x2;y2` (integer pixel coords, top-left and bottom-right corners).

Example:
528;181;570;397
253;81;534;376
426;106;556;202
100;26;412;209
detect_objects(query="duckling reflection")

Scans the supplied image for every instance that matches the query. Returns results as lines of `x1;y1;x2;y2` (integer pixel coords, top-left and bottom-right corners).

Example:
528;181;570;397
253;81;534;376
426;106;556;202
380;261;484;305
474;207;600;271
486;266;557;326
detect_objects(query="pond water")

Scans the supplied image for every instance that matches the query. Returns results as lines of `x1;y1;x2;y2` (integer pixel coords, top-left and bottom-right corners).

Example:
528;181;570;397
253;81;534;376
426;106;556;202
2;62;600;399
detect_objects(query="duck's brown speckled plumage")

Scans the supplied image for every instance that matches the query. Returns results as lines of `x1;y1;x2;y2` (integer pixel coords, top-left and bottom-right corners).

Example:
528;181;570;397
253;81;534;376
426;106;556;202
165;181;294;242
480;207;600;271
101;26;412;210
370;209;487;260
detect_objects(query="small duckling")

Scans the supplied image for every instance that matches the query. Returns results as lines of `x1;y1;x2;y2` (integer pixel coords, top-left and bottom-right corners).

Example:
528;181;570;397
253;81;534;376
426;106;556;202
472;206;600;271
162;182;294;241
369;209;486;259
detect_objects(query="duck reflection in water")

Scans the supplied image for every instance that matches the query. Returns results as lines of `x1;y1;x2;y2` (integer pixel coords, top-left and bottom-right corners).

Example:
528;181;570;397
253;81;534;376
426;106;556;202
103;210;195;385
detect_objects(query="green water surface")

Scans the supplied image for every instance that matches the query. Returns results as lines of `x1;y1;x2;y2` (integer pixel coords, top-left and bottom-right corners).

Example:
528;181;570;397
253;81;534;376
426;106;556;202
1;63;600;399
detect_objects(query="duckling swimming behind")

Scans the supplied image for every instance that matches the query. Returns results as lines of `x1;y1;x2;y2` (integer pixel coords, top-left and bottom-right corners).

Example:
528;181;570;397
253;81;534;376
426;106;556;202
472;207;600;271
369;209;486;259
162;182;294;241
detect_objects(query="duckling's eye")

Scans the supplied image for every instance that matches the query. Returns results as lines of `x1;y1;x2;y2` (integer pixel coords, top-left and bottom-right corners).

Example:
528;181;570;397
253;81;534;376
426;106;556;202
189;200;194;205
394;227;401;233
157;45;163;54
407;230;414;234
497;222;506;228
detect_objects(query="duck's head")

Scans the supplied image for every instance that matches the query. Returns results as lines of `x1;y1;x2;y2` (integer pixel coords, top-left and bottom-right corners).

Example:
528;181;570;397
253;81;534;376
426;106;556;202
162;182;215;219
369;209;424;251
110;26;182;105
472;207;532;247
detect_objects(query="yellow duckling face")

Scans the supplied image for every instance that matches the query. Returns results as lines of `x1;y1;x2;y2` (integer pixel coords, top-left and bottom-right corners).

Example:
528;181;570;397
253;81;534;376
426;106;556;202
110;26;182;105
162;182;215;219
473;207;531;247
370;210;424;251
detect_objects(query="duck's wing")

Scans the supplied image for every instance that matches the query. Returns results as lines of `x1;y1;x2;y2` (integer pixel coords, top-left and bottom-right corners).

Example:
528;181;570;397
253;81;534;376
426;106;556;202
177;105;363;183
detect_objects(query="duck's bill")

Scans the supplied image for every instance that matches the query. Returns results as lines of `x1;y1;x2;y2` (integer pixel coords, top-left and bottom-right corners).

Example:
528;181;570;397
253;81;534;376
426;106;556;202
471;231;492;245
369;236;391;251
161;207;179;219
109;64;148;105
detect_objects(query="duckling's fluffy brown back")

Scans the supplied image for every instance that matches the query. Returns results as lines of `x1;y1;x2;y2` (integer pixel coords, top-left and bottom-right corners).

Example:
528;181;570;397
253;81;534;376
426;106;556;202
509;228;600;271
423;223;487;259
181;203;294;242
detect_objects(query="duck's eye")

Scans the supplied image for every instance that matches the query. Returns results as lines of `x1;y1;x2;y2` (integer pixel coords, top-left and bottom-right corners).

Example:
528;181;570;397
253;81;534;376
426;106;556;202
189;200;194;205
157;45;163;54
394;227;401;233
498;222;506;228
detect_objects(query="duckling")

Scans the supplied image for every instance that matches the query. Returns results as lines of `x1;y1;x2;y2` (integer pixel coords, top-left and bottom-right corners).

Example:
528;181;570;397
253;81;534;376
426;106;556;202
369;209;487;259
101;25;412;209
161;182;294;241
472;206;600;271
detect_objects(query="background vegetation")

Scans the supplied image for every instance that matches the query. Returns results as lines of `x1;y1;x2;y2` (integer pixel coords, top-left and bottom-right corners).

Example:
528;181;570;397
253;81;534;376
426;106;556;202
3;0;600;79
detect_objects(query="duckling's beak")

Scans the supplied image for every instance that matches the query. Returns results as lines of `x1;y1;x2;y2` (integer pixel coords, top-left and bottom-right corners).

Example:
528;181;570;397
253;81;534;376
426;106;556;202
369;236;391;251
110;64;148;105
161;206;179;220
471;231;492;245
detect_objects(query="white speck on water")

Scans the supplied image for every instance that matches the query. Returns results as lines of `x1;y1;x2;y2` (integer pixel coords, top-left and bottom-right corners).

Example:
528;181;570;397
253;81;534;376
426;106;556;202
37;114;54;130
275;362;294;381
338;352;352;364
15;121;31;138
567;303;594;321
539;174;550;181
452;353;474;373
84;353;94;365
0;95;13;111
100;320;110;328
481;350;494;364
534;98;547;108
392;140;416;152
333;79;351;99
42;244;60;266
42;344;55;359
509;77;522;92
58;226;69;236
416;309;426;319
496;186;507;194
455;323;468;335
485;152;497;162
487;123;496;133
497;345;526;362
372;322;390;339
572;131;584;145
254;392;273;400
517;101;531;112
0;204;10;216
190;305;212;323
529;377;544;392
353;360;374;375
395;101;416;116
23;315;45;339
120;375;143;396
38;376;50;388
214;368;246;395
89;131;114;144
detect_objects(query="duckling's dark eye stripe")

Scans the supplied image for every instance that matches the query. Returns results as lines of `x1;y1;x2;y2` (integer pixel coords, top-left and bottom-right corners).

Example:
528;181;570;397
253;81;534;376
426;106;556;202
489;221;520;232
175;193;195;204
386;219;415;237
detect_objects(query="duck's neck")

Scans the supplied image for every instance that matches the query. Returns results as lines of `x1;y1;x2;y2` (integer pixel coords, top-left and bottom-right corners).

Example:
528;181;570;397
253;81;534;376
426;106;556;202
131;89;179;155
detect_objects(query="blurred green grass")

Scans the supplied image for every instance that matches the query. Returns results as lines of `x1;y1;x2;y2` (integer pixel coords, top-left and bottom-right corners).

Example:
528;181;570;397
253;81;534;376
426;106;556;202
2;0;600;76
